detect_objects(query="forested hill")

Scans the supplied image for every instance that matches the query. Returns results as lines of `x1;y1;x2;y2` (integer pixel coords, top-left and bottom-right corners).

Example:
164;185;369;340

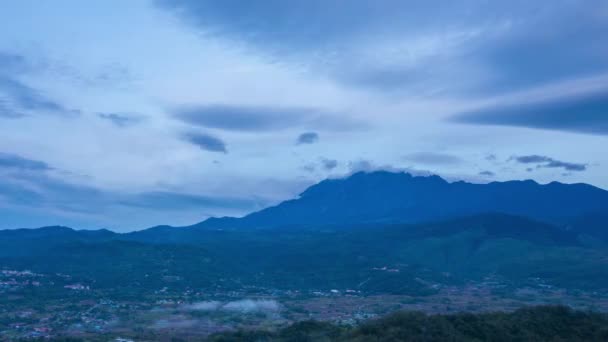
208;306;608;342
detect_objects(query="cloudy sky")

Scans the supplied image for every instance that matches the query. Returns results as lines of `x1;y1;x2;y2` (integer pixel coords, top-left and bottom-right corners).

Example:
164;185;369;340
1;0;607;231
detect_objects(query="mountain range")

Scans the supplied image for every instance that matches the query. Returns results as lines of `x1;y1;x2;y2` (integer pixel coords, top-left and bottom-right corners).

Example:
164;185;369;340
194;171;608;229
1;171;607;295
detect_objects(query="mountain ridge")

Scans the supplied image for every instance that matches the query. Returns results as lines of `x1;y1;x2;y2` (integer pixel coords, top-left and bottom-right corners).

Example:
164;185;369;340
189;171;608;230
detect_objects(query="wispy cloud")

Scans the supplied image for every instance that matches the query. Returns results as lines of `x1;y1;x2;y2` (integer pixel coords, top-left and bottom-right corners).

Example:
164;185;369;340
97;112;143;127
0;153;52;171
172;104;366;132
0;77;68;113
0;51;78;118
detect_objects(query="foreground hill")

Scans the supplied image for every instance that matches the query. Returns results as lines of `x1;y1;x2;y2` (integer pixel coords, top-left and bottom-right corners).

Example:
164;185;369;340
194;171;608;229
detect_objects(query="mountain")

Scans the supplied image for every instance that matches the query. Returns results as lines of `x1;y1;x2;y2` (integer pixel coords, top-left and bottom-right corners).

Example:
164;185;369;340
192;171;608;230
1;171;607;294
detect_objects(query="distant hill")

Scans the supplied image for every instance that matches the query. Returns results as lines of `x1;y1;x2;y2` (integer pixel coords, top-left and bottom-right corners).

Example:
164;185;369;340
0;226;116;257
193;171;608;229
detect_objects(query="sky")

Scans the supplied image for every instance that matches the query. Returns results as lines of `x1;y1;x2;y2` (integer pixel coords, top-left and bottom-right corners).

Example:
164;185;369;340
0;0;607;231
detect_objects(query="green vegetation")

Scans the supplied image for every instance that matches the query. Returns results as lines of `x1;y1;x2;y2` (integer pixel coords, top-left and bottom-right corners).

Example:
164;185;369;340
2;214;608;296
210;306;608;342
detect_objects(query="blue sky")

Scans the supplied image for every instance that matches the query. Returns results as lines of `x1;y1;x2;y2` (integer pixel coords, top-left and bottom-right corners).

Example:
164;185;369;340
0;0;607;231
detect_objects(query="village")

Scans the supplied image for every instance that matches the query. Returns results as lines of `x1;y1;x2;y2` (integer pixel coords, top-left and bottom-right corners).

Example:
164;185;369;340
3;267;608;340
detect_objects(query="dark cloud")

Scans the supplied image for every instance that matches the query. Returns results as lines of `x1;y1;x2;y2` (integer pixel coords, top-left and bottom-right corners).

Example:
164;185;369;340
453;91;608;135
544;160;587;172
403;152;463;165
182;132;228;153
511;155;587;172
0;153;52;171
97;112;143;127
321;158;338;171
156;1;608;95
296;132;319;145
514;155;552;164
478;170;495;177
473;5;608;94
172;104;366;132
155;0;438;52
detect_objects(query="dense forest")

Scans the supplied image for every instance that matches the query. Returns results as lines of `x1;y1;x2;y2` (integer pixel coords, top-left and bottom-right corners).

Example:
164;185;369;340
209;306;608;342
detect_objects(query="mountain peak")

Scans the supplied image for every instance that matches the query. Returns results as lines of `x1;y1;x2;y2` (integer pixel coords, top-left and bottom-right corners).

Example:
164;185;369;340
194;171;608;230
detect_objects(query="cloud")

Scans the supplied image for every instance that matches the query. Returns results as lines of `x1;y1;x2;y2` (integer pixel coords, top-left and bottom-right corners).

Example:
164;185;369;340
0;52;28;75
156;1;608;95
0;153;52;171
0;100;24;118
302;158;338;173
97;112;143;127
544;160;587;172
182;132;228;153
0;77;68;113
485;154;497;161
403;152;463;165
514;155;552;164
0;51;77;118
182;299;280;314
478;170;495;177
452;90;608;135
348;159;375;173
511;155;587;172
118;191;258;211
0;165;263;229
296;132;319;145
172;104;365;132
321;158;338;171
